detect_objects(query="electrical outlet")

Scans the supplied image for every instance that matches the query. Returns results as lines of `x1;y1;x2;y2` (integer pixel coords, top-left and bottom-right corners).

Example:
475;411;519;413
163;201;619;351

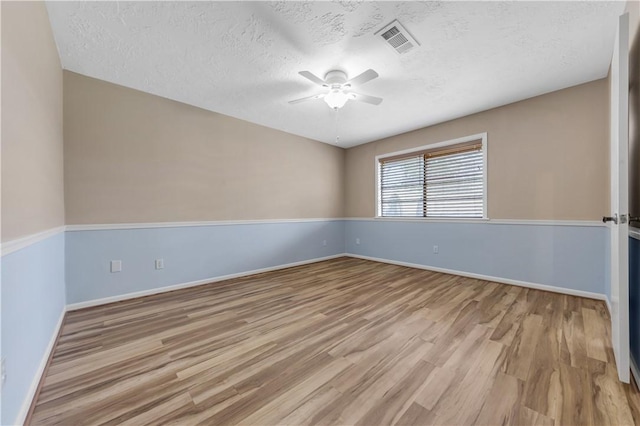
322;240;327;247
110;260;122;273
356;238;361;245
155;259;164;270
2;358;6;387
433;245;439;254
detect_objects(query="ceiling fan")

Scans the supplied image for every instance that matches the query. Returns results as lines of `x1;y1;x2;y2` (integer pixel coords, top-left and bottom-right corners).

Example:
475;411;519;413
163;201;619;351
289;69;383;110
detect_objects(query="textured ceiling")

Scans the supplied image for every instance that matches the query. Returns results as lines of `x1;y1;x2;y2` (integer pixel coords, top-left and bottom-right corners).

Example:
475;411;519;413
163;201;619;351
46;1;625;148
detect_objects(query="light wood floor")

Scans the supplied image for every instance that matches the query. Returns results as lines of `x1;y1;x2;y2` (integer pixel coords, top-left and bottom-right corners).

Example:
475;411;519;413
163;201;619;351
30;257;640;425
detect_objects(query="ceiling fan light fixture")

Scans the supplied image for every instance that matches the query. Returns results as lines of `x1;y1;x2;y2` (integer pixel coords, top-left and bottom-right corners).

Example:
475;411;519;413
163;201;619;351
324;89;349;109
290;68;381;109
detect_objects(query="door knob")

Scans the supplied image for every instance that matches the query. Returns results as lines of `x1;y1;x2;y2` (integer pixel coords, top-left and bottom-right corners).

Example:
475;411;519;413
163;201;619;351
603;214;619;224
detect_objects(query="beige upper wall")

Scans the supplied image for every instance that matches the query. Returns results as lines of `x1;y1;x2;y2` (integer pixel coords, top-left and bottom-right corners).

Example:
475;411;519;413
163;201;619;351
345;79;609;220
64;72;344;224
1;1;64;242
628;0;639;47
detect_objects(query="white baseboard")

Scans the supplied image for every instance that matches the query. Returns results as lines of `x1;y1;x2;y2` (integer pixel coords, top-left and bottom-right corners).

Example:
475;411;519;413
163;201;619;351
631;355;640;388
66;254;345;311
15;307;66;426
345;253;607;301
605;296;613;317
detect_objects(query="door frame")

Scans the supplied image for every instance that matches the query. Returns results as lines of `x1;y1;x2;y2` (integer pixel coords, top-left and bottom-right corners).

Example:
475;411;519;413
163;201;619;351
609;11;630;384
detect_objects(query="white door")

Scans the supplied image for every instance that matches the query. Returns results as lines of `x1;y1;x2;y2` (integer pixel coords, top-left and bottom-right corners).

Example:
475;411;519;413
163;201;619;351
609;12;630;383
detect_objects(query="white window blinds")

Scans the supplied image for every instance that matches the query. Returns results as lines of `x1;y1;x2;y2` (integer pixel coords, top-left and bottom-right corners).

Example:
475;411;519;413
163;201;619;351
380;155;425;217
379;142;484;218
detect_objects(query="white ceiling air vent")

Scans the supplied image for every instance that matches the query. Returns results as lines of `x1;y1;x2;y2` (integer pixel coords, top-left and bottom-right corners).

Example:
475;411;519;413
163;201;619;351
375;20;420;55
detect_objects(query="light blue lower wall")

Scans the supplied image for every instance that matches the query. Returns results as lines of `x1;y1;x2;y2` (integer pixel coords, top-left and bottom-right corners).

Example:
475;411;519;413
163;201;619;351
1;232;66;426
65;220;345;304
62;218;611;304
345;220;607;295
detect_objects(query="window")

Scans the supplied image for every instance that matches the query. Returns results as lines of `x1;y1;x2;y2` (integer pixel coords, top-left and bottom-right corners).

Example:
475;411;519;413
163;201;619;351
377;134;486;218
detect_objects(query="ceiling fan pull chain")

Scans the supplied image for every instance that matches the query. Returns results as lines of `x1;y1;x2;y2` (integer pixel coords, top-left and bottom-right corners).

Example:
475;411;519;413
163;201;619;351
334;107;340;144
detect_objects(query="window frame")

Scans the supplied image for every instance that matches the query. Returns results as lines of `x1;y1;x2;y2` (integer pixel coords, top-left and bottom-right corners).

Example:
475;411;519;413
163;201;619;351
375;132;488;220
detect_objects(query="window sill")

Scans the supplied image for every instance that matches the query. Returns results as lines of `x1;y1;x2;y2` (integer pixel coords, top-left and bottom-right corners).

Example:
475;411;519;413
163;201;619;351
362;217;604;227
373;216;490;223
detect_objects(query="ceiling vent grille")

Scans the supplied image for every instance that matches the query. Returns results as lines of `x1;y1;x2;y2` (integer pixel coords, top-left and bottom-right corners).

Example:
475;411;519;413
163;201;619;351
376;20;420;55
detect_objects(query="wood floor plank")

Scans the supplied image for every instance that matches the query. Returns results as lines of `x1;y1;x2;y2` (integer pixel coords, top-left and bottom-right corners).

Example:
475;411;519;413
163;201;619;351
474;372;524;425
517;406;555;426
428;339;506;425
588;358;636;425
28;257;639;426
560;310;588;369
502;313;544;380
119;392;195;426
337;338;433;425
624;379;640;425
277;385;343;426
583;307;610;362
354;360;436;426
395;402;432;426
554;362;593;426
521;324;562;418
412;365;460;411
237;356;352;425
490;287;530;345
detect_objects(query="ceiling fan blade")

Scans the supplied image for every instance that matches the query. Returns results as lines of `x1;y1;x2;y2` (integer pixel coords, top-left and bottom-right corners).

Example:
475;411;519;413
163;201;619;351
288;93;325;104
298;71;326;86
350;92;383;105
347;69;378;87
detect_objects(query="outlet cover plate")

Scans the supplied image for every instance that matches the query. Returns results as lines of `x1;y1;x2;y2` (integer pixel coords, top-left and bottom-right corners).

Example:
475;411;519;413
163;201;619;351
110;260;122;273
2;358;6;387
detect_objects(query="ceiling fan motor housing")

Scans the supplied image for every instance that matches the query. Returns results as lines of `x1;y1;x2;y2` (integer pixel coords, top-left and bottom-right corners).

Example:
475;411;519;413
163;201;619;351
324;70;348;88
